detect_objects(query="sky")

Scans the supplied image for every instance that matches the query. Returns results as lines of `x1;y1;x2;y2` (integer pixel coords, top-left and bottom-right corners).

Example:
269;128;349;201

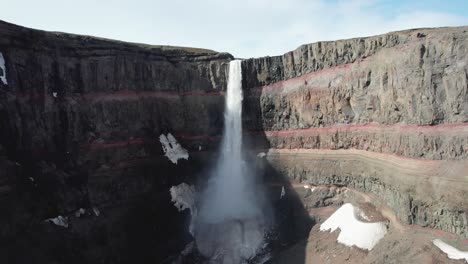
1;0;468;58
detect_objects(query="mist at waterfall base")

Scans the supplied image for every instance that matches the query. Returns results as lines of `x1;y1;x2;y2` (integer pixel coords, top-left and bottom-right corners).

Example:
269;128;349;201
193;60;271;263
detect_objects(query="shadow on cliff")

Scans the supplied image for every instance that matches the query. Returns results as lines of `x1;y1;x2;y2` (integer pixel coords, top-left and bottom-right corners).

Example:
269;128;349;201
243;85;314;263
0;136;211;264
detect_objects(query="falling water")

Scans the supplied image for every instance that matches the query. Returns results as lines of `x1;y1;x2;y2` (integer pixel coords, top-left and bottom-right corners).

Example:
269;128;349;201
194;60;267;263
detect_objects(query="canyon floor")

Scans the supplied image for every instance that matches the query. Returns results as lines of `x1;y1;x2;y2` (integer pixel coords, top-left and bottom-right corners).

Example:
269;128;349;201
271;183;468;264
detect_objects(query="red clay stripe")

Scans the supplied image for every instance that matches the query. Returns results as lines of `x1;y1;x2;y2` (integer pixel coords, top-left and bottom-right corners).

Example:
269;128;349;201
86;122;467;150
250;61;357;92
260;122;468;136
248;37;429;92
89;138;146;150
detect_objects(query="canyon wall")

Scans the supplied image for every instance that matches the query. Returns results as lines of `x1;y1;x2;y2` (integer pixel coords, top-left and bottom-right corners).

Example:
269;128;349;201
242;26;468;236
0;20;231;263
0;19;467;263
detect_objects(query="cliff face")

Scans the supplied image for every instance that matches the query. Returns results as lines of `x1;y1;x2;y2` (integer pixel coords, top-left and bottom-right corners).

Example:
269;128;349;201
243;27;468;159
0;20;232;162
0;20;467;263
242;26;468;237
0;20;232;263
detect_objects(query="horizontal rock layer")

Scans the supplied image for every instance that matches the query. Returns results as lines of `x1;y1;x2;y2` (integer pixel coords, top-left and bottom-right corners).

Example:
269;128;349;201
243;26;468;160
0;20;231;263
252;123;468;160
241;26;468;237
0;20;232;163
264;149;468;236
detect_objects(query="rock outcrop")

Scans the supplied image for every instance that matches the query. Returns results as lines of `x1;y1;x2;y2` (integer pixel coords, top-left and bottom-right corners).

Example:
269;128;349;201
0;20;231;263
242;26;468;237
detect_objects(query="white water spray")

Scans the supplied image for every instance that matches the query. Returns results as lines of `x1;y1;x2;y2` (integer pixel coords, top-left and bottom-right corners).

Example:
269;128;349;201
194;60;267;263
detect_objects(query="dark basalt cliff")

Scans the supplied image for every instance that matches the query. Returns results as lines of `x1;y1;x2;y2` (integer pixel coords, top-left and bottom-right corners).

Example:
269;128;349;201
0;20;467;263
243;27;468;159
241;26;468;239
0;20;232;263
0;20;232;159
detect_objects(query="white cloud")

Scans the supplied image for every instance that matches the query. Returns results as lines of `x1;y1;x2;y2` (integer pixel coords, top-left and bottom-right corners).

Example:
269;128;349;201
0;0;467;58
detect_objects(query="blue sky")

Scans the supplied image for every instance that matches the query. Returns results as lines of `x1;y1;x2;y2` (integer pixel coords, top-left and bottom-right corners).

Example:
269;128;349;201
0;0;467;58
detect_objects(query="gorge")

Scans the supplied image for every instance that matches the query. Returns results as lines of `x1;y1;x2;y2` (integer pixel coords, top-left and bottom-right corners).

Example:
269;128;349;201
0;20;467;263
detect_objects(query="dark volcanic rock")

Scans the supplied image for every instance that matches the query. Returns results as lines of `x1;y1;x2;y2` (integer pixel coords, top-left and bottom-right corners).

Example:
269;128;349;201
242;27;468;161
241;26;468;238
0;20;232;264
0;20;232;162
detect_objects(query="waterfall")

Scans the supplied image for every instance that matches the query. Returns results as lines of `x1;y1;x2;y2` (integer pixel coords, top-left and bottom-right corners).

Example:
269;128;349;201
194;60;267;263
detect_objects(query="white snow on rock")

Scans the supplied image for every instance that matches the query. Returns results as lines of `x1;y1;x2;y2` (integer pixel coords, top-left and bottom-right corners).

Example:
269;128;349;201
92;207;100;216
170;183;196;215
46;215;68;228
0;52;7;85
52;92;58;98
170;183;197;235
257;152;266;158
320;203;387;250
159;133;189;164
433;239;468;262
303;184;315;192
280;186;285;199
75;208;86;218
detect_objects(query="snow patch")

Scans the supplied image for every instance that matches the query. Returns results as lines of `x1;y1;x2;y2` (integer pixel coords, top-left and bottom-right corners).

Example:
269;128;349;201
170;183;197;235
75;208;86;218
256;152;266;158
46;215;68;228
170;183;196;215
52;92;58;98
159;133;189;164
303;184;316;193
320;203;387;250
92;207;100;216
433;239;468;262
280;186;285;199
0;52;7;85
